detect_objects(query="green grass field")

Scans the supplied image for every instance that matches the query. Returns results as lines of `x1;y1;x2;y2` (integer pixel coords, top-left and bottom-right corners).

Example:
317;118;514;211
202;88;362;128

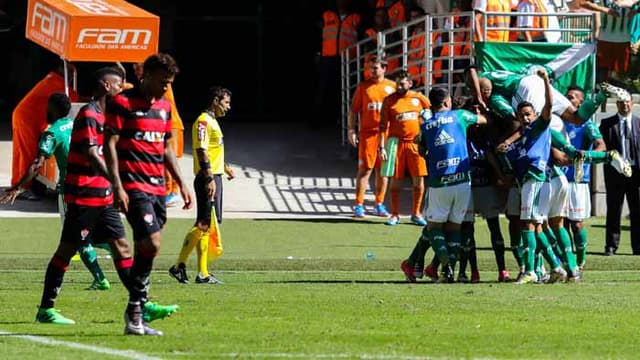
0;216;639;359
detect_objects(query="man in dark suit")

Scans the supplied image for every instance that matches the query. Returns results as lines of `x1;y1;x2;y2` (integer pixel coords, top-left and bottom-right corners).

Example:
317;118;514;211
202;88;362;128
599;91;640;255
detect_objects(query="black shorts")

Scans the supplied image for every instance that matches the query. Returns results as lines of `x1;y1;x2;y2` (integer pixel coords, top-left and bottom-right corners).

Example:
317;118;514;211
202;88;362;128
60;204;126;246
194;173;222;224
125;190;166;241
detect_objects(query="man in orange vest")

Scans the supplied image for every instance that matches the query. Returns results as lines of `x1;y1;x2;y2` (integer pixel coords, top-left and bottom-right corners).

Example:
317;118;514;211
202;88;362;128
407;6;428;87
363;7;400;80
314;0;362;128
11;62;79;197
473;0;511;42
375;0;407;28
517;0;549;42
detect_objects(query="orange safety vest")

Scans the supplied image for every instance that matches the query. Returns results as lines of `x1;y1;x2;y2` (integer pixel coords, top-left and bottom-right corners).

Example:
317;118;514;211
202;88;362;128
518;0;548;41
449;10;472;56
408;30;428;86
363;28;378;80
476;0;511;42
322;10;361;57
363;28;400;79
376;0;406;28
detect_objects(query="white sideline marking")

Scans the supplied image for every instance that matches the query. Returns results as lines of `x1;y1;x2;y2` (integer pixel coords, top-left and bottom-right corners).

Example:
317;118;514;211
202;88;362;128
0;330;161;360
219;353;442;359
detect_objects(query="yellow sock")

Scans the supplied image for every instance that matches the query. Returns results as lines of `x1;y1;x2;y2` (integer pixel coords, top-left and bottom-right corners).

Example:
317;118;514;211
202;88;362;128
177;226;202;266
196;231;210;276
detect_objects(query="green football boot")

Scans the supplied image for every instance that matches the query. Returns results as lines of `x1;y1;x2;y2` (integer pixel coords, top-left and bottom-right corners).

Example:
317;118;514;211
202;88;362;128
142;301;179;322
87;278;111;290
35;308;76;325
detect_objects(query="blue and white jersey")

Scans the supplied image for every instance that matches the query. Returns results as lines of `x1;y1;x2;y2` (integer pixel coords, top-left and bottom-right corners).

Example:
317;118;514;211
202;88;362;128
420;109;478;187
512;118;551;182
563;120;602;183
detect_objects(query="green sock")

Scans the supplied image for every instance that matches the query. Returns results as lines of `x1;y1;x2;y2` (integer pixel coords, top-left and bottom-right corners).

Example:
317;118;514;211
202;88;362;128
577;92;606;121
584;150;608;163
554;227;577;271
543;226;563;259
535;251;544;278
522;230;536;272
446;230;462;269
510;220;523;268
536;230;560;269
430;228;449;265
79;244;105;282
574;227;588;267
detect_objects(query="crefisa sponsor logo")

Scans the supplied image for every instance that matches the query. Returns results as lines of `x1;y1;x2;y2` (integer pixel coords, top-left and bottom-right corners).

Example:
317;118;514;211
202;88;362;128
30;1;68;53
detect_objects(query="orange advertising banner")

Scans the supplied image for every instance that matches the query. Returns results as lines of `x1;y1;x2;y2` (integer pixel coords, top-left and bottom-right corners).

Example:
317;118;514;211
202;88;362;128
25;0;159;62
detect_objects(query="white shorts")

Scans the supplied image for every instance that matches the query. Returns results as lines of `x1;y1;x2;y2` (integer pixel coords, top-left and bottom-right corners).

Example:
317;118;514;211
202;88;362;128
568;182;591;221
472;186;502;219
520;179;549;222
548;175;569;218
426;182;471;224
506;186;520;217
512;74;572;117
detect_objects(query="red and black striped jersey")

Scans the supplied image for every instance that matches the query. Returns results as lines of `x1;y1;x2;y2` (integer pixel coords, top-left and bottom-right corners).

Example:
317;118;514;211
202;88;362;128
64;101;113;206
105;88;172;196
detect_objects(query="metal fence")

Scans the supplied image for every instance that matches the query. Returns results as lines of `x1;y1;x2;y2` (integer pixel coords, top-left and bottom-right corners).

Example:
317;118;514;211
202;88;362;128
339;11;596;146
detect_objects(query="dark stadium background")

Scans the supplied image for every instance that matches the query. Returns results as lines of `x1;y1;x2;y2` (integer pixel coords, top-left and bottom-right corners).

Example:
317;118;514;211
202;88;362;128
0;0;360;127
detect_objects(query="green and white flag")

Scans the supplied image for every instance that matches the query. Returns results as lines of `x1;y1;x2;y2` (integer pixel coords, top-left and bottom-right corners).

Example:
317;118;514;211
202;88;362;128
475;42;595;94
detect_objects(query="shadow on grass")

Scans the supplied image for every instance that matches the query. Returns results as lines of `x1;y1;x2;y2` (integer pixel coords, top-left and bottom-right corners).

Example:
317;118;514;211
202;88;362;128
590;224;630;231
263;279;436;284
253;218;386;225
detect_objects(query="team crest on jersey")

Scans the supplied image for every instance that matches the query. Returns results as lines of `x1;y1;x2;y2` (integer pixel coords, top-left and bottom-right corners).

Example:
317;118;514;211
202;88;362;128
80;229;89;241
411;98;420;106
143;213;154;225
568;130;576;139
43;134;53;149
384;86;394;94
157;109;168;120
434;130;454;146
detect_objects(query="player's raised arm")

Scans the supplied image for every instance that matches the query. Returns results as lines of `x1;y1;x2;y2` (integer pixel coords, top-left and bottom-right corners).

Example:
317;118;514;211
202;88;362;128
539;69;552;123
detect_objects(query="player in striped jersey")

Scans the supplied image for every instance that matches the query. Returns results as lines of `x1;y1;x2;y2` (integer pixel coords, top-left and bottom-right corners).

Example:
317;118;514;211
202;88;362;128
35;67;179;333
1;93;110;290
105;54;193;336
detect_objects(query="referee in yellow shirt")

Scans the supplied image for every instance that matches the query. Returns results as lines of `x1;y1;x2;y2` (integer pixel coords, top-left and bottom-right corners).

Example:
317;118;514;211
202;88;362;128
169;86;234;284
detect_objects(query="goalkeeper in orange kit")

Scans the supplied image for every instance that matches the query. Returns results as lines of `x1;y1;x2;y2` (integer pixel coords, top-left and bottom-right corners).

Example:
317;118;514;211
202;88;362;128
169;86;234;284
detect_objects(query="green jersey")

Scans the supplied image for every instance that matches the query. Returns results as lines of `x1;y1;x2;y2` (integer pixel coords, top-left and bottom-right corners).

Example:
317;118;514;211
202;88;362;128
479;70;526;99
38;116;73;192
488;94;515;123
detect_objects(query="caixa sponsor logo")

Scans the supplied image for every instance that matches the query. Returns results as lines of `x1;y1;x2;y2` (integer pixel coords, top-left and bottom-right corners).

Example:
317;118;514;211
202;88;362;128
32;2;67;42
77;28;152;49
436;157;460;169
134;131;164;143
